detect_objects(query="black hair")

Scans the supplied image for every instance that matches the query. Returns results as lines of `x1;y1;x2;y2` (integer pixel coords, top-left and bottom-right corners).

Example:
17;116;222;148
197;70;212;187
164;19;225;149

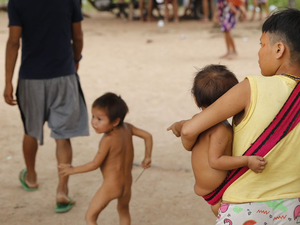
92;92;128;126
192;64;238;108
262;8;300;65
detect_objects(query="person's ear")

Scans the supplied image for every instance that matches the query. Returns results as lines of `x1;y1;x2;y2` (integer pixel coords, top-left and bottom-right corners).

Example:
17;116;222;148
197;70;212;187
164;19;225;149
112;118;121;127
275;42;285;59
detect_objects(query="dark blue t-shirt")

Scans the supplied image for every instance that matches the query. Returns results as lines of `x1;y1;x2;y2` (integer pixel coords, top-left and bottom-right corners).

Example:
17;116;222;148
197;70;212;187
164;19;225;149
8;0;83;79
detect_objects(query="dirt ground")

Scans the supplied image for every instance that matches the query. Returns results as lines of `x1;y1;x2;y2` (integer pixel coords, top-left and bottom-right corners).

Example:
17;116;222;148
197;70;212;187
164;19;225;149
0;9;264;225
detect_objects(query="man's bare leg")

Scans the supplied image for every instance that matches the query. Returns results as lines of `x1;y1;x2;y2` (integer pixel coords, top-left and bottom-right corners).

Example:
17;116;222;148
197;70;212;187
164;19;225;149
56;139;74;204
147;0;154;21
172;0;179;23
21;134;38;188
164;0;170;23
201;0;209;21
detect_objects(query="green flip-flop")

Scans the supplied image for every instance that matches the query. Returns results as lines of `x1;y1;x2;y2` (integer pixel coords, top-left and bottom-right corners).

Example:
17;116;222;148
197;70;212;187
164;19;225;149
19;169;38;192
55;197;75;213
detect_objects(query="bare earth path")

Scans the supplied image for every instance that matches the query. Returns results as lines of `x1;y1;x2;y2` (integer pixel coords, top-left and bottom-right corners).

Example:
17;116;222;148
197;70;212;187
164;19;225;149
0;10;262;225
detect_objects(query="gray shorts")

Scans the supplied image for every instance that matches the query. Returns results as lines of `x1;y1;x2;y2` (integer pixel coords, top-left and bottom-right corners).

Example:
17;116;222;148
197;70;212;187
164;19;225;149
17;74;89;145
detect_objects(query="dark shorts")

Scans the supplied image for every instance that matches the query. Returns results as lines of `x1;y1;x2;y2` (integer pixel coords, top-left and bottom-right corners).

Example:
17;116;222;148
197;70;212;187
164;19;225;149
17;74;89;145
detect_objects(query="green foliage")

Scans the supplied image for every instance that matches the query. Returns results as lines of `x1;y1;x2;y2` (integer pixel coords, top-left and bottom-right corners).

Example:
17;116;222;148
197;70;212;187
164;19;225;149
249;0;299;9
81;1;98;12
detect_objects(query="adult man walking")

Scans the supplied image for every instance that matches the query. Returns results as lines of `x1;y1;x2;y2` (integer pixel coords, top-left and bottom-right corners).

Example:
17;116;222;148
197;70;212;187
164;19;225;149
4;0;89;213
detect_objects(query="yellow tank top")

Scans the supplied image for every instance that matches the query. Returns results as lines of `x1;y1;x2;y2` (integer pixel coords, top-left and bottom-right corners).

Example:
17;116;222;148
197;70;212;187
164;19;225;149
223;75;300;203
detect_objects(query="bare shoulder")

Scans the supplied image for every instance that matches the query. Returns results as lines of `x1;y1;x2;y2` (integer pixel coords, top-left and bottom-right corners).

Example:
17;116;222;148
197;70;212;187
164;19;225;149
208;121;233;138
100;133;114;147
123;122;132;129
122;122;133;134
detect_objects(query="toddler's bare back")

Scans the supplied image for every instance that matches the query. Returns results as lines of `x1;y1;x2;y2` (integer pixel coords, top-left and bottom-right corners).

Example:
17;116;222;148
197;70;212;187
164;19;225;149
100;123;135;185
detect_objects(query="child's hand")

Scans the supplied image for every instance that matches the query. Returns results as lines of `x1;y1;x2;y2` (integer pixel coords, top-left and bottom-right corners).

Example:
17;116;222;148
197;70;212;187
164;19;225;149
142;157;151;169
247;156;267;173
167;122;181;137
58;164;74;177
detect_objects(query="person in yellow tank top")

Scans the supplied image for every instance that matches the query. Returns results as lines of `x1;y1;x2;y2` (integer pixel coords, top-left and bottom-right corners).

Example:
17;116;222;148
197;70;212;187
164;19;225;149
177;8;300;224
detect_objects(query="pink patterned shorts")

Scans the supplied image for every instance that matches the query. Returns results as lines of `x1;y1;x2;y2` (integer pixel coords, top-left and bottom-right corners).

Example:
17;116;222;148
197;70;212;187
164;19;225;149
216;198;300;225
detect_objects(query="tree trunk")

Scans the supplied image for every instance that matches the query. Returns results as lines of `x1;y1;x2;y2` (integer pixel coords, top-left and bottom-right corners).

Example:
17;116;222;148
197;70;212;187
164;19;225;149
289;0;295;8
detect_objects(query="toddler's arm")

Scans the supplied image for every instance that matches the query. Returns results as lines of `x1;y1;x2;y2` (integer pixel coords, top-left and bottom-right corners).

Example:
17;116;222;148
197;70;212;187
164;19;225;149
181;79;251;151
58;136;111;177
208;127;267;172
247;155;267;173
167;120;187;137
131;124;153;169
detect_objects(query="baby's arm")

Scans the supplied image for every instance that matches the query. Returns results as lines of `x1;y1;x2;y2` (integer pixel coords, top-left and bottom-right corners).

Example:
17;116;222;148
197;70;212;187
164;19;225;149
181;79;251;151
131;124;153;169
208;128;267;173
167;120;187;137
58;136;111;177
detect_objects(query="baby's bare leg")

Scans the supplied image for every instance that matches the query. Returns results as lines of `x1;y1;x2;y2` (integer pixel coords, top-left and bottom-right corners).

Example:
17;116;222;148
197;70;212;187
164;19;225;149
85;183;123;225
117;189;131;225
211;200;221;216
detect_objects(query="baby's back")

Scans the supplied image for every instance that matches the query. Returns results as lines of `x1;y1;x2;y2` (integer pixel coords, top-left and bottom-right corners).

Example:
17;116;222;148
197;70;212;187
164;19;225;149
192;121;232;196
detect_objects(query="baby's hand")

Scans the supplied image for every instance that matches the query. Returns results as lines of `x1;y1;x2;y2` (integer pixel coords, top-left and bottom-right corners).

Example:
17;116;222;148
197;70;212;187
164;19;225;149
167;122;181;137
142;157;151;169
58;164;74;177
247;156;267;173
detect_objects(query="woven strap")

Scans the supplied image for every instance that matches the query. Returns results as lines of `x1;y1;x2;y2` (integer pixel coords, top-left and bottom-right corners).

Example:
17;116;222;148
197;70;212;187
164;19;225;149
203;82;300;205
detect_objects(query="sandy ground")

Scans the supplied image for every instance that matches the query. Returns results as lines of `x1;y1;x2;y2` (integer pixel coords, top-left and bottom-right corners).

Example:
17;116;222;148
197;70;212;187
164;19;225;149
0;9;264;225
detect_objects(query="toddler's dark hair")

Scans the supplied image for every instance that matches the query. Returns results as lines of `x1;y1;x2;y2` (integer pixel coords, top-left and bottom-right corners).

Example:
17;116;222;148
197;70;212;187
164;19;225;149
192;64;238;108
92;92;128;126
262;8;300;65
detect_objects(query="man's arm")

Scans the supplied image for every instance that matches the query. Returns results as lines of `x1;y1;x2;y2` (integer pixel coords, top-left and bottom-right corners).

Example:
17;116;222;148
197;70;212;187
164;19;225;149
131;124;153;169
4;26;22;106
72;21;83;72
181;79;251;150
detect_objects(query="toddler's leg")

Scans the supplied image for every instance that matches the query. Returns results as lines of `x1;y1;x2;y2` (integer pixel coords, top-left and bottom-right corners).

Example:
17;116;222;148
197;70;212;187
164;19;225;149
85;184;123;225
211;200;221;216
117;190;131;225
